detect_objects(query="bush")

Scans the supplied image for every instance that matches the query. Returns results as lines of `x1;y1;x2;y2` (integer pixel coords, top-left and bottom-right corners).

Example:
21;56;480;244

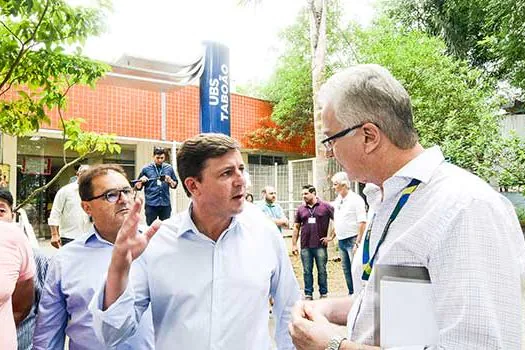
516;207;525;224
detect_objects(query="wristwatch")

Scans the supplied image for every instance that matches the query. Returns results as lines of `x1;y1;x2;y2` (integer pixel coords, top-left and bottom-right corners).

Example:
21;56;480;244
326;335;347;350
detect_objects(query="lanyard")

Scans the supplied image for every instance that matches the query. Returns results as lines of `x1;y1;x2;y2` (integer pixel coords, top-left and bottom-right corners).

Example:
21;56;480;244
307;206;316;217
154;164;163;178
361;178;421;281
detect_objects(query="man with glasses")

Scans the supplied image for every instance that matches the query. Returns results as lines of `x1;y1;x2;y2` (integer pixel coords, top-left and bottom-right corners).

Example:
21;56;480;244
289;64;525;350
90;133;300;350
34;164;154;350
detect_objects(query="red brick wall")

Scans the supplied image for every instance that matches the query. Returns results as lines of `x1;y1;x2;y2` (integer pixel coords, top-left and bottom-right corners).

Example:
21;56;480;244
6;81;315;155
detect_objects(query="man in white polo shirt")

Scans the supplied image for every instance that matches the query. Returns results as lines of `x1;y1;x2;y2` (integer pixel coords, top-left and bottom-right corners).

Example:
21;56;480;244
48;165;91;248
331;172;366;295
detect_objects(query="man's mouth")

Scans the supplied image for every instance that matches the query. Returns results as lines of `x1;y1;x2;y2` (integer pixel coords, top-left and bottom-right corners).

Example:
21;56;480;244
116;207;130;214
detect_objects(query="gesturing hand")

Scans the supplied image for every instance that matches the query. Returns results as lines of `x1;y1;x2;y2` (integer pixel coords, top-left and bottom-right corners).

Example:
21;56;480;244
113;198;161;265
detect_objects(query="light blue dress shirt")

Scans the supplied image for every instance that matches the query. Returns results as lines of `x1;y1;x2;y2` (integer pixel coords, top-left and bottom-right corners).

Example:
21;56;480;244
90;203;301;350
259;201;286;232
33;228;154;350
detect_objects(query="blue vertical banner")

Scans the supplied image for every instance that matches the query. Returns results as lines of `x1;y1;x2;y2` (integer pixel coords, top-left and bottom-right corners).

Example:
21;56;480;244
199;41;231;135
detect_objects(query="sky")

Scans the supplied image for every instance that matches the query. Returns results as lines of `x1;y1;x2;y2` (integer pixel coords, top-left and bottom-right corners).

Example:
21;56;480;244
73;0;376;86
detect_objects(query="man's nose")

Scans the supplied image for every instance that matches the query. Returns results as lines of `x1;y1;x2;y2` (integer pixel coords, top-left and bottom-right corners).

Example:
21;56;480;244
235;170;246;186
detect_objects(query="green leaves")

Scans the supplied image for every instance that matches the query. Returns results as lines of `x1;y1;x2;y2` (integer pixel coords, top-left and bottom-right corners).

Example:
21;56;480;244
352;19;503;180
0;0;119;165
381;0;525;89
244;0;351;149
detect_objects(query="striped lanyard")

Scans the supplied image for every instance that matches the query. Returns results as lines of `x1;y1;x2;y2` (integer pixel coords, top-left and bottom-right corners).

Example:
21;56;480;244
361;178;421;281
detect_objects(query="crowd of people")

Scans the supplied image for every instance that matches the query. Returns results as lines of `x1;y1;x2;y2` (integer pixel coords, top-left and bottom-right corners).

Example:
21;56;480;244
0;64;524;349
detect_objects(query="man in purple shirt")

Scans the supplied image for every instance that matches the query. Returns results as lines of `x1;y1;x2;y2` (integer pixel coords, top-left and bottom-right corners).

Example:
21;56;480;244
292;185;334;300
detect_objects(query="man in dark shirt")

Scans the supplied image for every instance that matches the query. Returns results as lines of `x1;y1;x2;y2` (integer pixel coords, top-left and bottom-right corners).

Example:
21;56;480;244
136;147;178;225
292;185;334;300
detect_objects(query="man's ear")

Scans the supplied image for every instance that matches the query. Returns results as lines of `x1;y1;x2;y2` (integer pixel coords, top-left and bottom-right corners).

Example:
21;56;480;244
184;177;201;197
81;201;91;216
362;123;381;154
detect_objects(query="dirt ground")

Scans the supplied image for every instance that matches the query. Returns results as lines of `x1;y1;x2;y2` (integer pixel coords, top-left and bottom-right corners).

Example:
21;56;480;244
289;252;348;298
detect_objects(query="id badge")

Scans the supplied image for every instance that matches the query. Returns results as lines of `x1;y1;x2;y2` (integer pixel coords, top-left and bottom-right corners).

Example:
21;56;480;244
157;179;162;186
308;217;316;224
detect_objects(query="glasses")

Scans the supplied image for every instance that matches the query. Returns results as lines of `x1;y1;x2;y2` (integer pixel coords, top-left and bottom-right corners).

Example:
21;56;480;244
85;187;136;203
321;123;364;153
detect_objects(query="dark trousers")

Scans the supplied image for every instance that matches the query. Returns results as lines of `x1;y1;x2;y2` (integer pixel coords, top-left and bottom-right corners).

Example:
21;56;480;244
145;205;171;225
300;247;328;296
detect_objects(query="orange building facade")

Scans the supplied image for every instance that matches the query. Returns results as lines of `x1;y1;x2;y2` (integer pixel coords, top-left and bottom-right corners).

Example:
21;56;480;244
1;61;315;237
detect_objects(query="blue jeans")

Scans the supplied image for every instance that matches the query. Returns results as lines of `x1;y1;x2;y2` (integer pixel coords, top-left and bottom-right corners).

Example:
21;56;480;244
338;236;357;294
300;247;328;296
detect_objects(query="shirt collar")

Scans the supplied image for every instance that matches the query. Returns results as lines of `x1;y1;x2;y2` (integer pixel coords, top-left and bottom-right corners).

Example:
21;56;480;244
390;146;444;185
83;226;114;248
175;203;240;240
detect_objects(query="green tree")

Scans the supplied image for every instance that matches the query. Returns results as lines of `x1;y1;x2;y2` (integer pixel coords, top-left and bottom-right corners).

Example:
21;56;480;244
251;14;508;181
0;0;121;209
497;132;525;193
240;0;334;196
352;19;503;180
381;0;525;89
245;1;352;149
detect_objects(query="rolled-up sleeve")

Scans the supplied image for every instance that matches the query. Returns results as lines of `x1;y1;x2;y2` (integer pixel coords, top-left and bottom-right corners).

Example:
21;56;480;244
48;190;65;226
90;257;151;347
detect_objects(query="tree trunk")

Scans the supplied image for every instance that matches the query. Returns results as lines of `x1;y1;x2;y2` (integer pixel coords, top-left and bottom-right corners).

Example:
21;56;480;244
308;0;330;199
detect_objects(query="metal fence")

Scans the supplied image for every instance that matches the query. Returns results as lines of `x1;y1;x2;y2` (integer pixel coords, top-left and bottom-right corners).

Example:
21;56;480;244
173;156;354;227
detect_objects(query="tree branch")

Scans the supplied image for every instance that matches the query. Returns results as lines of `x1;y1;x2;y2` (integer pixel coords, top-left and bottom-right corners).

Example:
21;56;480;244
0;0;51;93
0;20;23;45
58;79;74;165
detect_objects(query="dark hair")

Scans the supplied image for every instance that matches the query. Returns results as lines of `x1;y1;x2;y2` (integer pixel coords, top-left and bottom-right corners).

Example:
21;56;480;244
245;193;254;202
0;189;14;208
153;147;166;156
176;133;240;197
302;184;316;194
78;164;128;201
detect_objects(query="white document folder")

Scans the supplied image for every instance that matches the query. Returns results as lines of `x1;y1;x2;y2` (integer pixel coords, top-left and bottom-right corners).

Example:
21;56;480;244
374;264;439;349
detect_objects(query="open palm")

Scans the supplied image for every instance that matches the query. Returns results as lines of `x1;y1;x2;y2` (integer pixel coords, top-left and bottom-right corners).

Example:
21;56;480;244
114;198;161;263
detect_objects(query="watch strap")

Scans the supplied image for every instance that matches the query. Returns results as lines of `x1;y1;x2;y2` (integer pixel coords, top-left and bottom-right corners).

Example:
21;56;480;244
325;335;347;350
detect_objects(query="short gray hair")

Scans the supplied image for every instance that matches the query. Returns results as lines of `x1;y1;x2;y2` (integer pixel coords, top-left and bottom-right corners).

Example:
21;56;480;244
331;172;350;188
318;64;418;149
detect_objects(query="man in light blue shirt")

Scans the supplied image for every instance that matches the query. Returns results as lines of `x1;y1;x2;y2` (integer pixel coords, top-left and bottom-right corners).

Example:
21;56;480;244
90;133;301;350
33;164;154;350
259;185;289;233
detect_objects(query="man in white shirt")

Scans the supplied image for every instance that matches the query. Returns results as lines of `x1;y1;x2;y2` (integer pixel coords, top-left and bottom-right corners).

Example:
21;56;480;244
330;172;366;295
48;165;91;248
289;64;525;349
90;133;301;350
